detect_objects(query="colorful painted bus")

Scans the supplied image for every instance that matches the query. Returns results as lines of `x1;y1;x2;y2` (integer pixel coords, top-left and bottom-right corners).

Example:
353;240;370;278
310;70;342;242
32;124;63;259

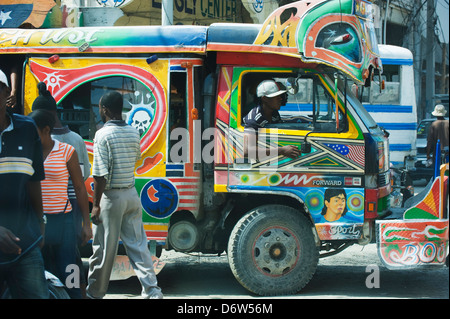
1;0;447;296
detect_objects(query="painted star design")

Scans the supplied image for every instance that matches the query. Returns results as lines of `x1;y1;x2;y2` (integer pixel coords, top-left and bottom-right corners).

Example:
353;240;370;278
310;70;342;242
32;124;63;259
0;10;12;26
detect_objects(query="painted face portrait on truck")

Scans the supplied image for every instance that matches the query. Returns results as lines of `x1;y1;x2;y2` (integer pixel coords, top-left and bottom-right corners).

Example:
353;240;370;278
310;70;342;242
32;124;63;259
321;188;348;222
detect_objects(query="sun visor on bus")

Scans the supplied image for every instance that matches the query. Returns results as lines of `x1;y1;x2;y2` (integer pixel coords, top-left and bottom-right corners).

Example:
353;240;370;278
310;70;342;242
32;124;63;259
0;25;208;55
207;0;382;85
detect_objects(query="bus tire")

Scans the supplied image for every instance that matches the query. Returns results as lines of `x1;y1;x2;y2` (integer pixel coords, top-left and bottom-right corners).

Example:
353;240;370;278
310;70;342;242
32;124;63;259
227;204;318;296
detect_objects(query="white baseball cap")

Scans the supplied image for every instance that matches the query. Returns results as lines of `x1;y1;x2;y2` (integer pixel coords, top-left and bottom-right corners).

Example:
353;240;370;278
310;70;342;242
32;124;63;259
257;80;286;98
0;69;9;88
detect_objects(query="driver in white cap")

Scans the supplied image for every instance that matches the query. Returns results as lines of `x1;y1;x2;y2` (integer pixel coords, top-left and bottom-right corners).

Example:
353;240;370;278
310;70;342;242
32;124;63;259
243;79;300;160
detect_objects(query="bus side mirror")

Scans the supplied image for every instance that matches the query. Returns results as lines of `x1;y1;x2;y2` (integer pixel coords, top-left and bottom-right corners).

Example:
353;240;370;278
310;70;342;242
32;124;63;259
301;142;311;154
302;131;315;154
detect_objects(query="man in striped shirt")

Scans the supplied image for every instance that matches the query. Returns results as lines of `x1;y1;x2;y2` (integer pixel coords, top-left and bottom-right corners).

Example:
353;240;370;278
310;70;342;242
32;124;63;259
87;91;162;299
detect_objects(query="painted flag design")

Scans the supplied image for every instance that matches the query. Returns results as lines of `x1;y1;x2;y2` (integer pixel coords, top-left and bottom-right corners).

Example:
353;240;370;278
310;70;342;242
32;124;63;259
324;143;365;166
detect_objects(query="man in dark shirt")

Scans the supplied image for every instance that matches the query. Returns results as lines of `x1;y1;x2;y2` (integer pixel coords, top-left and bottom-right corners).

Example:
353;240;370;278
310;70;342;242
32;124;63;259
242;79;300;160
427;104;449;165
0;69;49;298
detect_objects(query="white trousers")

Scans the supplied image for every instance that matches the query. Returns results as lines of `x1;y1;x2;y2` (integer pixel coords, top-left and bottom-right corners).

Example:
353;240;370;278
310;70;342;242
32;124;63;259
87;187;161;298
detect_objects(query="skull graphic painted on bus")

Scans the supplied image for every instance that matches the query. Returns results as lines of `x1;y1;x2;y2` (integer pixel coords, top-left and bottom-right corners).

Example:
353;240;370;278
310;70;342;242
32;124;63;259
131;109;152;136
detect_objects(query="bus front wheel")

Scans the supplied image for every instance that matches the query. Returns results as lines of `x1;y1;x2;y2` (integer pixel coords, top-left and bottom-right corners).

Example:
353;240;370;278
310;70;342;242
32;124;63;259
227;205;318;296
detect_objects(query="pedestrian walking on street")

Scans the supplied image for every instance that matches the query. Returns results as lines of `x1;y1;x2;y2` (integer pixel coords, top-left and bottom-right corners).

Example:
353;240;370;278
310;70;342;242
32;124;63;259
427;104;449;165
0;70;49;299
32;82;91;297
28;109;91;299
86;91;163;299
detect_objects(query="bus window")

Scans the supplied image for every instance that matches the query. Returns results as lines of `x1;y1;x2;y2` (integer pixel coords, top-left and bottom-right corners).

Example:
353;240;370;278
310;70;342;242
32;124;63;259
279;77;346;132
240;72;345;133
241;73;345;132
362;64;400;105
168;72;187;163
58;76;156;140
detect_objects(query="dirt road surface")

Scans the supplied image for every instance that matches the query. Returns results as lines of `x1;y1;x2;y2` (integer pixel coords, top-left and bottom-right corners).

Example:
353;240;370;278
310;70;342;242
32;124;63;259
103;243;448;299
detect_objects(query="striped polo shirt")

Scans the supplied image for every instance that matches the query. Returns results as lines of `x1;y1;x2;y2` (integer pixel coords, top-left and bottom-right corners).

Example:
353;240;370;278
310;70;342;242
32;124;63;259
41;140;75;214
1;114;45;264
92;120;141;190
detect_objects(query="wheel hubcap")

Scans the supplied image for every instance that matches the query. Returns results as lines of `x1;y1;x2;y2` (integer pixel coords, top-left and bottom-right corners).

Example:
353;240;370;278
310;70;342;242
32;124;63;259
252;226;300;276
